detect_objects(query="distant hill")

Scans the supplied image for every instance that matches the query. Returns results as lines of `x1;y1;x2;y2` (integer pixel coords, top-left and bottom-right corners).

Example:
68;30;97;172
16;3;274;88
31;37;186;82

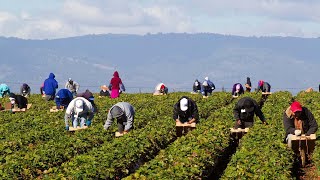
0;33;319;94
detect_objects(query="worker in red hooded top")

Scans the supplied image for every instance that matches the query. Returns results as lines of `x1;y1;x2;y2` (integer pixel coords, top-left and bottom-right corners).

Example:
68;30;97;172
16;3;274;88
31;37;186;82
256;80;271;93
108;71;125;99
283;101;318;148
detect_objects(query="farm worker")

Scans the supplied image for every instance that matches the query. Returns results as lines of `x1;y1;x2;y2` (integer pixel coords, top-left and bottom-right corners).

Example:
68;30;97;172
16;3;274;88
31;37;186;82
103;102;135;134
55;89;73;109
0;84;10;98
77;89;97;113
20;83;31;97
108;71;125;99
193;79;201;93
245;77;252;92
43;73;58;101
256;80;271;93
232;83;244;96
173;96;199;137
65;78;79;96
64;97;94;130
9;93;28;109
233;97;266;129
283;101;318;148
153;83;168;95
99;85;110;97
40;83;45;97
201;77;215;97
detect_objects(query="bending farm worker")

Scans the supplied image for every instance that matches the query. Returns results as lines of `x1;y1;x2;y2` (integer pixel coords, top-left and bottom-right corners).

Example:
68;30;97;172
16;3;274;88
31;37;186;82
0;84;10;98
201;77;215;97
20;83;31;97
232;83;244;96
103;102;135;134
65;78;79;96
64;97;94;130
9;93;28;109
99;85;110;97
245;77;252;92
43;73;58;101
154;83;168;95
233;97;266;129
283;101;318;148
40;83;45;97
77;89;98;113
173;96;199;137
193;79;201;93
108;71;125;99
256;80;271;93
55;89;73;109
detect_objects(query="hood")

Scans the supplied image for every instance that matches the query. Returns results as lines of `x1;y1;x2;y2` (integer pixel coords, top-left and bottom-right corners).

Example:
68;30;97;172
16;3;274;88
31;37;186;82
9;93;16;99
49;73;55;79
1;84;9;91
258;80;264;87
247;77;250;80
113;71;119;77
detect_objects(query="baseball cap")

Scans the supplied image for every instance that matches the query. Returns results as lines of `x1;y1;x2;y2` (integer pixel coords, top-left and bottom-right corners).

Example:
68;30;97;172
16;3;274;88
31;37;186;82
75;99;84;113
290;101;302;113
180;98;188;111
243;99;254;112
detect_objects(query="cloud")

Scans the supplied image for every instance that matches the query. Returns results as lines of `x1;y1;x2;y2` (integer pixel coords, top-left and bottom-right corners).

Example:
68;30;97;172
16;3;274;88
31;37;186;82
0;0;320;39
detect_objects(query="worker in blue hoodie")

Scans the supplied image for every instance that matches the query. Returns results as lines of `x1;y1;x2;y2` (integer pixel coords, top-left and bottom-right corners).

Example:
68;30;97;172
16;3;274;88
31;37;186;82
55;89;73;109
43;73;58;101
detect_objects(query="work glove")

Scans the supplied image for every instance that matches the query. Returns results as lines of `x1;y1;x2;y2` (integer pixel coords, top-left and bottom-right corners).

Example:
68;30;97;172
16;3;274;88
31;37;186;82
65;126;69;131
86;119;92;126
294;130;301;136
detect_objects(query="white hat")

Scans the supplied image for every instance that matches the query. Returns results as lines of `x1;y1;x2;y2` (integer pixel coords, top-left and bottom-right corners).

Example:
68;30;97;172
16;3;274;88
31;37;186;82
180;98;188;111
205;77;209;81
75;99;84;113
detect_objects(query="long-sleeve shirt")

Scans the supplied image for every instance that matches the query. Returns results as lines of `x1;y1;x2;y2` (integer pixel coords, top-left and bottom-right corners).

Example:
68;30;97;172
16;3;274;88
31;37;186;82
64;97;94;127
55;89;73;108
233;97;265;123
173;97;199;122
283;106;318;136
65;81;80;93
104;102;135;131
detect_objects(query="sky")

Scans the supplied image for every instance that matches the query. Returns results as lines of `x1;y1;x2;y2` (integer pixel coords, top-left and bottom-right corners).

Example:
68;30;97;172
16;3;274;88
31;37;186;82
0;0;320;39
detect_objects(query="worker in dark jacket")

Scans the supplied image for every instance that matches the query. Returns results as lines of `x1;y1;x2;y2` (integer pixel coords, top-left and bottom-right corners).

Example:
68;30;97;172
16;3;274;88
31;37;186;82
77;89;97;112
173;96;199;137
245;77;252;92
43;73;58;101
283;101;318;148
256;80;271;93
20;83;31;97
99;85;110;97
55;89;73;109
9;93;28;109
232;83;244;97
233;97;266;129
193;79;201;93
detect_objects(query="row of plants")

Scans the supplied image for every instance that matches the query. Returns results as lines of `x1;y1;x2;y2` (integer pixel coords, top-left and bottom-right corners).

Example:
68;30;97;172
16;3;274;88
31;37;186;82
0;93;176;178
0;94;157;156
221;91;294;179
123;92;262;179
43;92;234;179
295;91;320;177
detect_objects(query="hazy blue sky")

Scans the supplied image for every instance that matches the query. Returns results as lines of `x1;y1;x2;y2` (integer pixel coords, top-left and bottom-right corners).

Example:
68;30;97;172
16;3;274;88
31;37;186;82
0;0;319;39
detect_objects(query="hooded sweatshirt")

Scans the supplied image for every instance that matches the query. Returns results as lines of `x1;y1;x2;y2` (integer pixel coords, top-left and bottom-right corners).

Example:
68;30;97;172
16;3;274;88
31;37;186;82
55;89;73;108
0;84;10;97
104;102;135;131
109;71;125;91
173;96;199;123
43;73;58;95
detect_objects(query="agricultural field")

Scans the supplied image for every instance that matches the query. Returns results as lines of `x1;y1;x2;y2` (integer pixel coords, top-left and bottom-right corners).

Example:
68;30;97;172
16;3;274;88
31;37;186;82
0;91;319;179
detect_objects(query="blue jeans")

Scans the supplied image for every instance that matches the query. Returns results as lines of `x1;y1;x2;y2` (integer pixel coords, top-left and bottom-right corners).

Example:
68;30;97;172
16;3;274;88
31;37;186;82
72;117;86;128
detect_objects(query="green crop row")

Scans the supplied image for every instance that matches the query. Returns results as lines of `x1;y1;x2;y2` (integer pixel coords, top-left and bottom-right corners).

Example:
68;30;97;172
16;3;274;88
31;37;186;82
221;91;294;179
123;92;262;179
43;92;233;179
